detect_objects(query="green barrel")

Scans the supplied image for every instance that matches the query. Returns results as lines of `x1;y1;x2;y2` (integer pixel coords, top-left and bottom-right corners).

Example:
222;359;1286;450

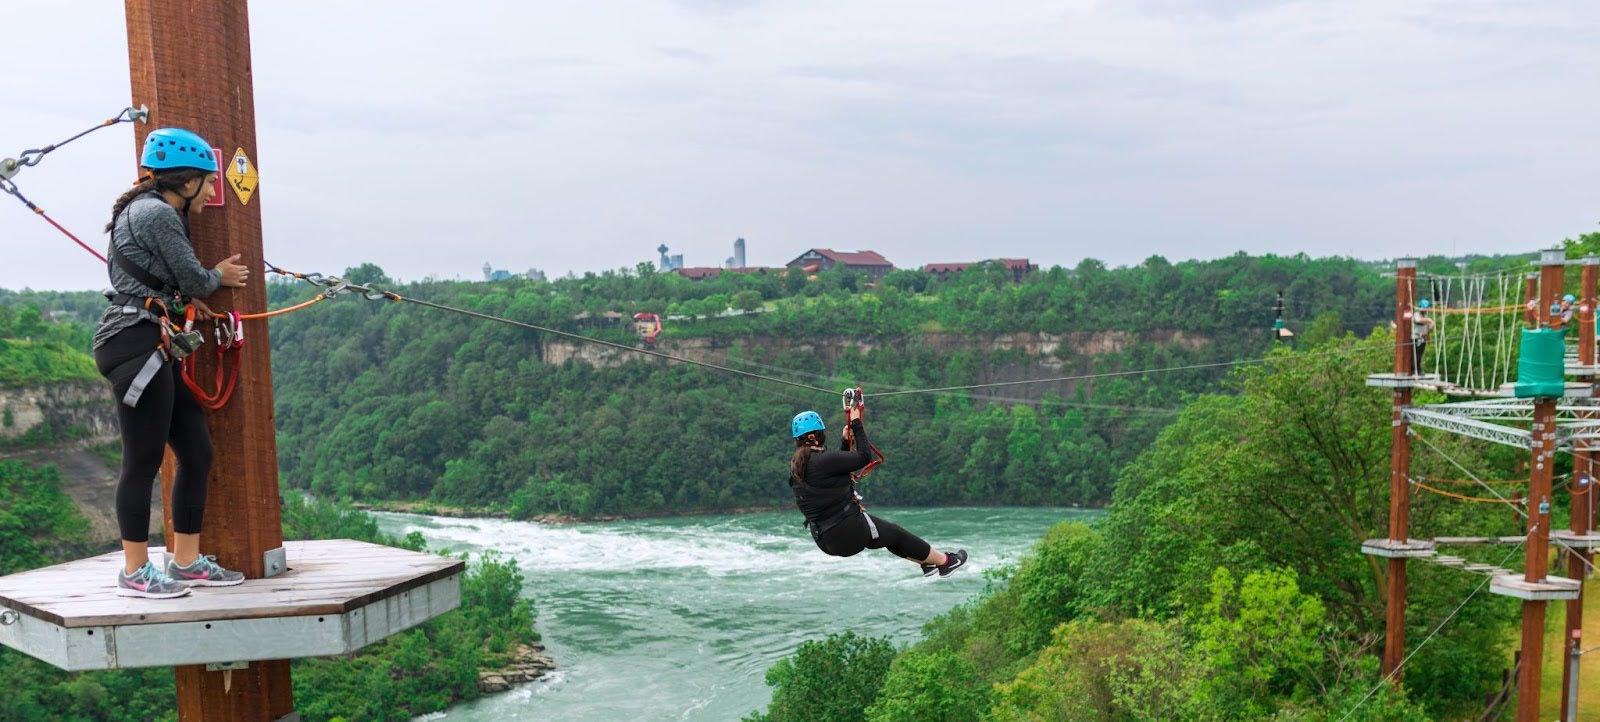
1515;327;1567;398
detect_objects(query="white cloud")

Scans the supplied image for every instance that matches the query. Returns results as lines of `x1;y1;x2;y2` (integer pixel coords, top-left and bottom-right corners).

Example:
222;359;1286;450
1;0;1596;290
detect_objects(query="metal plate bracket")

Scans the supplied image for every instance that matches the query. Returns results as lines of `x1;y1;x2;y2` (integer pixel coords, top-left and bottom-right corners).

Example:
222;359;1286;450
263;547;287;578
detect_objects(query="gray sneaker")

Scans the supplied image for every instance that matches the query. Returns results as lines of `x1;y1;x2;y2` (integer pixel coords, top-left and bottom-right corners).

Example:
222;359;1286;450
167;554;245;587
116;561;191;599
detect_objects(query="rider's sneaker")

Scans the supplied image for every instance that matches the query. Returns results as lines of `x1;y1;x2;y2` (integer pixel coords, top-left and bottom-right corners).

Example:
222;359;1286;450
936;549;968;578
919;561;939;577
167;554;245;587
116;561;191;599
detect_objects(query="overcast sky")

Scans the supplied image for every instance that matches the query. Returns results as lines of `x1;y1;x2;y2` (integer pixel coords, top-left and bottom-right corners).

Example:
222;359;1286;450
2;1;1596;290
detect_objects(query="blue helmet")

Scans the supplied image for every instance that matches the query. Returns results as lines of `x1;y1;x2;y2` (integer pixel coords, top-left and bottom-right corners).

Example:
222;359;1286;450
141;128;217;172
1565;294;1577;303
1418;299;1431;309
791;411;825;438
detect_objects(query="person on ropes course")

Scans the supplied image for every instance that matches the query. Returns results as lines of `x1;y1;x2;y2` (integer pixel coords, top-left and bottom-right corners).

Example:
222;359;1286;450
786;395;968;577
1555;293;1576;328
93;127;251;598
1411;299;1435;374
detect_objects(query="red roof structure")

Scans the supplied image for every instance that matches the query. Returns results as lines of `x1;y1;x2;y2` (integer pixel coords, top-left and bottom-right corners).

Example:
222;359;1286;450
785;249;895;281
673;267;724;280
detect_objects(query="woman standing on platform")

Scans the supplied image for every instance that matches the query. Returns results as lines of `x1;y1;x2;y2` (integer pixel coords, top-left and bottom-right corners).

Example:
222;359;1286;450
93;127;250;598
787;401;968;577
1411;299;1435;374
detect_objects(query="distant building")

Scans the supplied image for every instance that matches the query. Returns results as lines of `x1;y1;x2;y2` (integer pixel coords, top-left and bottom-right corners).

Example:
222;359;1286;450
922;258;1037;283
785;249;895;282
658;245;684;272
483;261;545;282
724;237;748;269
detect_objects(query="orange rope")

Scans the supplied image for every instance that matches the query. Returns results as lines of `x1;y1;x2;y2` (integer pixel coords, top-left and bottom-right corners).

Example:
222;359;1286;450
1428;304;1525;315
237;295;324;321
1419;477;1523;486
1412;480;1523;504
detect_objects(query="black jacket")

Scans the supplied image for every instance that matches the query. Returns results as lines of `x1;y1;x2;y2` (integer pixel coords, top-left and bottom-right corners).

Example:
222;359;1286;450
789;419;872;530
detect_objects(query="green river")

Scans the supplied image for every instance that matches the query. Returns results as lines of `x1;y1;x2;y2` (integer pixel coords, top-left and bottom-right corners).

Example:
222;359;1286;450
375;506;1100;721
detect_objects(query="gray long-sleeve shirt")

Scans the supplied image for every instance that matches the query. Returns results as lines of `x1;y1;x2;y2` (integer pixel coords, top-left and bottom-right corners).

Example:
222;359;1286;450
91;192;222;350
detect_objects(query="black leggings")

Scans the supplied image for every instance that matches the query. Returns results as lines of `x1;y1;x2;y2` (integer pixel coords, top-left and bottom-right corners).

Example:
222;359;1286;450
815;513;932;562
94;322;212;543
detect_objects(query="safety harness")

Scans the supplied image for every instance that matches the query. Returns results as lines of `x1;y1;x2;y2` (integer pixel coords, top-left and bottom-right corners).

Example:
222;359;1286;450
796;387;888;549
105;193;242;409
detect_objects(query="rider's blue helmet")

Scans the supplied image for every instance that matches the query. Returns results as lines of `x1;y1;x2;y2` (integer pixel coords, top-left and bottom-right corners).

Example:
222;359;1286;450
141;128;217;172
1565;294;1577;303
791;411;825;438
1418;299;1431;309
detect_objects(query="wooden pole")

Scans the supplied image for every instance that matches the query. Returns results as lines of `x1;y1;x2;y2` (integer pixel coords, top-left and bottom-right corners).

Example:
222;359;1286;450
125;2;294;719
1518;248;1566;722
1384;259;1418;679
1559;257;1597;722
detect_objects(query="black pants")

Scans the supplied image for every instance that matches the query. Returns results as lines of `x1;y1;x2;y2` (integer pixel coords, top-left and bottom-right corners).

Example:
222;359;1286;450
1412;339;1428;374
94;322;212;543
815;512;932;562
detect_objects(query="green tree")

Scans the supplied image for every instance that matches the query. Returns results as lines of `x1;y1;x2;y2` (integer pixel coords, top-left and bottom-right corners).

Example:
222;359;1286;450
1189;567;1325;716
747;632;897;722
863;650;985;722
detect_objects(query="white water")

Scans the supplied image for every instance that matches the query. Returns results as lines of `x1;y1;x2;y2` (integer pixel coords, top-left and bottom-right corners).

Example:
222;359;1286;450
374;507;1098;721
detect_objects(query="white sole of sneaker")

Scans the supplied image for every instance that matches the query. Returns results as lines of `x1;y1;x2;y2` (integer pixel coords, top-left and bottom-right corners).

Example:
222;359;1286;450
181;577;245;587
115;587;191;599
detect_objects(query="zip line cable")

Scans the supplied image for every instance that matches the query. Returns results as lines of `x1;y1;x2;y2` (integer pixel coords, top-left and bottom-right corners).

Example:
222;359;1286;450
2;106;147;264
1336;541;1526;722
267;264;841;397
0;105;146;182
270;265;1430;403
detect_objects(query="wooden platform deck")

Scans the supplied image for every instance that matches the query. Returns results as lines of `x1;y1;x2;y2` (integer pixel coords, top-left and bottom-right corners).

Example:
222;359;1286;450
1490;574;1583;601
0;539;464;670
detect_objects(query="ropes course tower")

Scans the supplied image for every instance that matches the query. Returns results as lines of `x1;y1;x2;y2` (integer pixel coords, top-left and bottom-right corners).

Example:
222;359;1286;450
1364;250;1600;721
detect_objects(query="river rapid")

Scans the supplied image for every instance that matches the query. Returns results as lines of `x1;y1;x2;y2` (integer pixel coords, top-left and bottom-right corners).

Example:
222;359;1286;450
374;506;1101;721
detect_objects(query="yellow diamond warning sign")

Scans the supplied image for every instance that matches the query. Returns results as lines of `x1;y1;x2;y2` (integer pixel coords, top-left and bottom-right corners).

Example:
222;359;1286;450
225;148;258;206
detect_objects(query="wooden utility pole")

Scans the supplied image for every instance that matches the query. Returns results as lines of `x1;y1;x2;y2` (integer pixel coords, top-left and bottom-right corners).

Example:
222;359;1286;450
125;2;294;719
1517;249;1565;722
1383;259;1418;678
1560;257;1598;722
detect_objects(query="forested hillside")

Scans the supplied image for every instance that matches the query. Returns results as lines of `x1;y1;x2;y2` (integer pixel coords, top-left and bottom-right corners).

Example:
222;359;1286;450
3;251;1518;515
262;253;1414;515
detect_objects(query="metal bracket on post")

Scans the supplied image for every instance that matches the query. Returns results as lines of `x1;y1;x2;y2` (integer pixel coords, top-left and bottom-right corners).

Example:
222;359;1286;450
263;547;286;578
205;660;248;672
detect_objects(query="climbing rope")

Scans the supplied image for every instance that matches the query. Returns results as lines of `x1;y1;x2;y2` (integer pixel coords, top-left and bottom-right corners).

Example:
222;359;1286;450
1409;477;1523;505
1409;429;1528;519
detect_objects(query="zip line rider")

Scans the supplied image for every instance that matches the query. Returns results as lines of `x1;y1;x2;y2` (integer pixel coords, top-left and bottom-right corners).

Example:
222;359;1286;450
788;393;968;577
93;127;251;598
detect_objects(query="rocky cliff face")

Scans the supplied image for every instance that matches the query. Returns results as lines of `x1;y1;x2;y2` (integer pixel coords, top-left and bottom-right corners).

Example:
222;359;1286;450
0;379;117;443
539;330;1212;400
